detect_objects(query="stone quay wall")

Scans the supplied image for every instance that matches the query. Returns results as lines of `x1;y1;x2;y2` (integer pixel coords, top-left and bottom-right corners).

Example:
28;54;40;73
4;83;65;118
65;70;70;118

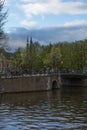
0;74;61;93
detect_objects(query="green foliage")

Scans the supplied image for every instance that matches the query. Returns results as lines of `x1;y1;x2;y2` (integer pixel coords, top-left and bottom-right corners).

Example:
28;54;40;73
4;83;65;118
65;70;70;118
11;39;87;72
11;48;23;70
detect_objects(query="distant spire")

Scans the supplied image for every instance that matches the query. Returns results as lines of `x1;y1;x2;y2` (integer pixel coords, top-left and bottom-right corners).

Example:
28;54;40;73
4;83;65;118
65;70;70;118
26;35;29;48
30;36;33;45
27;36;29;43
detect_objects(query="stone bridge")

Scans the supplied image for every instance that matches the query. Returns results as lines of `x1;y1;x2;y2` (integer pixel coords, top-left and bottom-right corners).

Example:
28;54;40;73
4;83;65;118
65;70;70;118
0;72;87;93
0;73;61;93
61;73;87;87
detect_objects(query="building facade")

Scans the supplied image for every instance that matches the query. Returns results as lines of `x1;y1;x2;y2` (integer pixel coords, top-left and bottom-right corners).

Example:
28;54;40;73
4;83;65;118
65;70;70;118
0;53;11;76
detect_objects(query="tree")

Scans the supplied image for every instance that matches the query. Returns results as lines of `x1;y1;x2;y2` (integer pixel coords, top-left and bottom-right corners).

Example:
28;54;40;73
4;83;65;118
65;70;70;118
23;38;38;73
11;48;23;70
43;46;61;72
0;0;7;44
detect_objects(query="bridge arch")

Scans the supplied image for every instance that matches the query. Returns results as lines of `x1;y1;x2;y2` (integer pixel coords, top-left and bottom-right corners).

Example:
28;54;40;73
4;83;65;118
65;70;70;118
52;80;58;89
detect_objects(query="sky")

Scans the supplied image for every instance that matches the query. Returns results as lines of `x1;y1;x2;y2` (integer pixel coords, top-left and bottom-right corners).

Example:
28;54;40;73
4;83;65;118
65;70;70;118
4;0;87;49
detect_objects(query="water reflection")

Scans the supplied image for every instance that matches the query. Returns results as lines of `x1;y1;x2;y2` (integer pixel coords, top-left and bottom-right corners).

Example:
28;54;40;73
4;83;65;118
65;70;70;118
0;87;87;129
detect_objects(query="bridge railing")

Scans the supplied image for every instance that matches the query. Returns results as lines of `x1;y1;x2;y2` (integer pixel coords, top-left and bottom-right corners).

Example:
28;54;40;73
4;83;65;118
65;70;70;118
0;68;87;78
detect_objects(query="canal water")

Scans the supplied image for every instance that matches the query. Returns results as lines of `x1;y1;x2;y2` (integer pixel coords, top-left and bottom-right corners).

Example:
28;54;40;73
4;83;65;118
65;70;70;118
0;87;87;130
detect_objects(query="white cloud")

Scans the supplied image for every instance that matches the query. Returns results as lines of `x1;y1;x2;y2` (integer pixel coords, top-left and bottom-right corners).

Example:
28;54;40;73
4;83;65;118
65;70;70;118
5;0;12;6
20;20;38;28
8;39;26;50
64;20;87;27
20;0;50;3
20;0;87;18
9;13;17;17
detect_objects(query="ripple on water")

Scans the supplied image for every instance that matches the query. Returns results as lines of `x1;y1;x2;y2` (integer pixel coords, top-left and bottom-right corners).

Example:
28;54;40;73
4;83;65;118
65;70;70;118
0;88;87;129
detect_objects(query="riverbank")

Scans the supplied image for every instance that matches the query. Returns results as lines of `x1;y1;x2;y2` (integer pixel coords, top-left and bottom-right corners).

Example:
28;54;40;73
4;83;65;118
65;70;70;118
0;72;87;94
0;74;61;93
